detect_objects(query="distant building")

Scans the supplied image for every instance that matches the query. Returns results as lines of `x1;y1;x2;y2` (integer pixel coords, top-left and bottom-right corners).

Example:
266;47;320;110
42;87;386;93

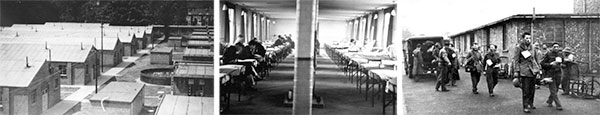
151;47;174;65
154;95;213;115
88;82;145;115
0;57;61;115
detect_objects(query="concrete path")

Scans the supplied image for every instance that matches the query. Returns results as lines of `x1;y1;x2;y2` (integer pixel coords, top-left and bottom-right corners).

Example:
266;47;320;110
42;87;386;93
42;86;95;115
100;57;139;77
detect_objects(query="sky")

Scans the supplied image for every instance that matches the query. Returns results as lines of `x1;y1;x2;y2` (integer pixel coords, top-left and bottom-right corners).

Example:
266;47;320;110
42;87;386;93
398;0;574;36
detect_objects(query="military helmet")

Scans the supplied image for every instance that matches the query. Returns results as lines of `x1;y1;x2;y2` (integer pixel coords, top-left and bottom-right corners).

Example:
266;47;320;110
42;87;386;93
513;78;521;88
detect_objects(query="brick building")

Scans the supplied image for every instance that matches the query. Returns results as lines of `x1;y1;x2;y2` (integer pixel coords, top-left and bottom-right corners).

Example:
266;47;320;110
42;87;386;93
0;54;61;115
450;14;600;72
88;82;145;115
172;63;213;97
0;43;99;85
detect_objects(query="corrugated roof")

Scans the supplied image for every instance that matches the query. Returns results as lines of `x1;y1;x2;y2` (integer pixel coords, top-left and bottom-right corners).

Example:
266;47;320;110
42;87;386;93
174;63;213;78
89;82;145;103
0;57;47;87
187;40;212;46
155;95;213;115
0;43;92;62
184;48;212;57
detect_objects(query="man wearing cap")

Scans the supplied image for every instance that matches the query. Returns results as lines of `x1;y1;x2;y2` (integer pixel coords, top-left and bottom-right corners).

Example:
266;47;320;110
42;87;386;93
435;39;454;91
540;43;564;110
561;47;576;95
513;32;542;113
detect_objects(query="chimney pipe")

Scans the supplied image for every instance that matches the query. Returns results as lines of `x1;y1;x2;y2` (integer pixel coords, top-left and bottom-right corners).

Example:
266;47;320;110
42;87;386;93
81;42;84;50
26;57;31;68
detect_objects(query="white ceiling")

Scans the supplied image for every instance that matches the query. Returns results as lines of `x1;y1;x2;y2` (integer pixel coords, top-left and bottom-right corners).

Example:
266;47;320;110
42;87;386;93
223;0;396;20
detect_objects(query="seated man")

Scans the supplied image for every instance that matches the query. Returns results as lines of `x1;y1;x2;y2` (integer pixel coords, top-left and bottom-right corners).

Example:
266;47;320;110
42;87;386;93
223;42;259;90
249;39;268;79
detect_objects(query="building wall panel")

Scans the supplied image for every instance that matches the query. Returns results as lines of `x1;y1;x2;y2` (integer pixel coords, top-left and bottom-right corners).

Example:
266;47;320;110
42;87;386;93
565;19;590;72
589;19;600;72
490;25;503;50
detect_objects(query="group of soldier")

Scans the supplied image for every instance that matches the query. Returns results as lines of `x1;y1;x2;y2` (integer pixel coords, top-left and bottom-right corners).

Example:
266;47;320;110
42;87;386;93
414;32;577;113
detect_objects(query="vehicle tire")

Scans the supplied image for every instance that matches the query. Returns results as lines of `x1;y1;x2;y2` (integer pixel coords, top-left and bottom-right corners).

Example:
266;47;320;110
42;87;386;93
586;80;600;98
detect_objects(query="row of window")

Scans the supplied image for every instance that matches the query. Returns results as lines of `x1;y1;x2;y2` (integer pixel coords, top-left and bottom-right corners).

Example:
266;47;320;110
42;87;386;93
348;8;396;48
223;4;273;45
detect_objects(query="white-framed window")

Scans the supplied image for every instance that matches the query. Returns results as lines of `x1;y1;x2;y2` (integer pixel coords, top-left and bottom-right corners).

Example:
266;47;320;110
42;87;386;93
58;65;67;78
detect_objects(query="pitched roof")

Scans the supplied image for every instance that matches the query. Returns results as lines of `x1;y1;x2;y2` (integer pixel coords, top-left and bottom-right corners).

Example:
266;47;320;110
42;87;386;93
0;43;93;63
1;22;152;50
0;57;47;87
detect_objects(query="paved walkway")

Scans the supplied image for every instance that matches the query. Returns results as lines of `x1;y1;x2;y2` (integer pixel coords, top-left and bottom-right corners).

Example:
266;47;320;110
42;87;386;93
43;53;146;114
42;86;95;115
100;56;140;77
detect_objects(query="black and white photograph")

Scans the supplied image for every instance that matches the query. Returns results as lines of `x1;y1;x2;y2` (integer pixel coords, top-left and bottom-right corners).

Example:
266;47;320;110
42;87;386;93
218;0;398;114
1;0;214;115
4;0;600;115
401;0;600;114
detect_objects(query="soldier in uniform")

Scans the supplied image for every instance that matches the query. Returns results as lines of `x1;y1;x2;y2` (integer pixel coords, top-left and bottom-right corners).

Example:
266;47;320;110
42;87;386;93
484;44;500;97
540;43;564;111
435;38;454;92
512;32;542;113
448;43;460;86
465;44;483;94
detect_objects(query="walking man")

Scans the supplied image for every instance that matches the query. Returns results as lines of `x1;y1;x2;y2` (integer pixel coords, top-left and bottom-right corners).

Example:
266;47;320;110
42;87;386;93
540;43;564;110
484;44;500;97
435;39;454;91
448;43;460;86
465;44;483;94
513;32;542;113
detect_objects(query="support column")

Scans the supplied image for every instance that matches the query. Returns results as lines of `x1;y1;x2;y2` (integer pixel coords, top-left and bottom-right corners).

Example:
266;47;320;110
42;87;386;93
395;1;407;114
294;0;317;114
